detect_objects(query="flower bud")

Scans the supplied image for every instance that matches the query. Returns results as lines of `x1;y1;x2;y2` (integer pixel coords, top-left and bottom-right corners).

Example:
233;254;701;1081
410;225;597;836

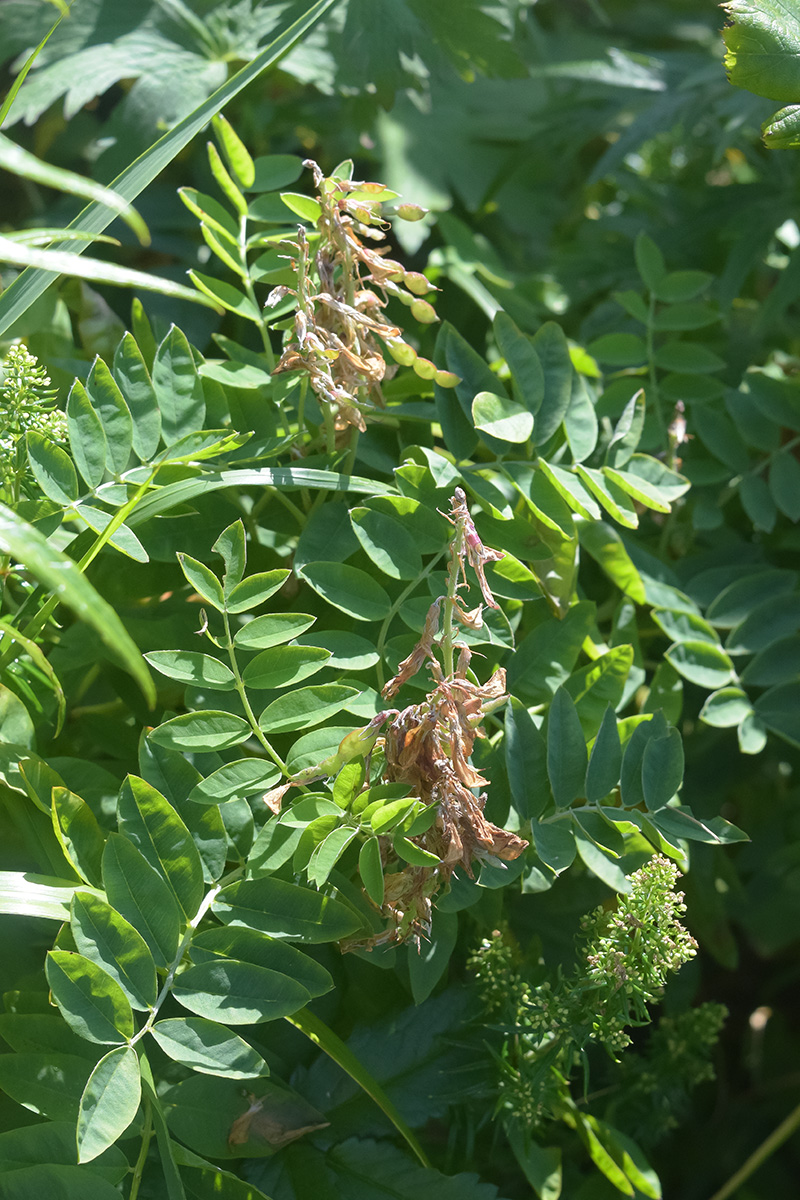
434;369;460;388
404;271;433;296
395;203;427;222
412;357;437;380
410;298;439;324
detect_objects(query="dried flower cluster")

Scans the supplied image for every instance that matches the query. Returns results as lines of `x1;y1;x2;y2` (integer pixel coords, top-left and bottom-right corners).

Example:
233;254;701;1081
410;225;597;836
272;160;457;440
358;489;528;945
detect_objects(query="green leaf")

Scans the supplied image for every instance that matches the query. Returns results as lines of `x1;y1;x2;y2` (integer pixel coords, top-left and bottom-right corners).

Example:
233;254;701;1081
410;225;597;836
723;0;800;104
227;570;290;613
302;561;392;622
52;788;104;888
547;688;588;808
77;1045;141;1163
471;391;533;443
0;235;218;309
190;926;333;1000
66;380;107;490
408;909;459;1004
700;688;753;728
602;465;670;514
172;959;309;1025
0;133;147;242
573;827;630;892
504;699;550;819
531;820;577;875
213;877;362;942
505;1126;562;1200
0;871;80;921
73;504;148;564
742;636;800;686
152;1017;267;1078
102;834;181;968
494;311;544;415
259;685;360;734
280;192;323;221
653;269;713;302
71;891;157;1011
145;651;236;691
665;641;734;688
655;341;725;372
177;554;225;610
0;1121;127;1182
651;608;719;645
754;682;800;747
233;613;316;650
350;507;423;579
213;112;255;189
764;102;800;147
507;602;596;704
153;326;206;444
652;301;720;331
635;232;666;291
575;465;639;528
189;759;281;806
706;568;797;627
113;333;161;462
619;717;665;809
45;951;134;1045
85;357;132;475
564;374;598;462
293;630;379;671
726;593;800;654
641;728;684;810
588;333;646;366
537;460;601;520
359;837;384;907
0;1164;125;1199
0;503;155;704
242;645;331;689
0;1052;92;1123
148;712;251;753
769;449;800;520
179;187;239;244
585;705;623;803
577;521;646;603
189;271;259;319
214;520;247;594
0;0;341;335
25;431;79;505
117;775;205;921
606;390;645;469
307;827;360;887
531;321;573;444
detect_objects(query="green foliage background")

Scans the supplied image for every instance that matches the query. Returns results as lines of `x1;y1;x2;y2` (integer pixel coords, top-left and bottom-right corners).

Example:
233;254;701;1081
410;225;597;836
1;1;800;1197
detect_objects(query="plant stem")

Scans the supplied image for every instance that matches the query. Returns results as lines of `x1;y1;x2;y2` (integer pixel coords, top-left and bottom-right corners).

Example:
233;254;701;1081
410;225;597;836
708;1099;800;1200
222;608;288;775
128;1094;153;1200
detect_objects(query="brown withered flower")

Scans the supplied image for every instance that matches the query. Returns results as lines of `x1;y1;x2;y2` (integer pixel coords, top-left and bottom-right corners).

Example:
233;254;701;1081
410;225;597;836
272;160;454;444
350;489;527;948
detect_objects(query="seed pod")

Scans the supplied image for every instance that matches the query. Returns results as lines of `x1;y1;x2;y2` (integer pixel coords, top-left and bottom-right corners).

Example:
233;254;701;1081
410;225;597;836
410;298;439;324
404;271;433;296
434;369;460;388
385;339;417;367
396;203;427;222
413;357;437;380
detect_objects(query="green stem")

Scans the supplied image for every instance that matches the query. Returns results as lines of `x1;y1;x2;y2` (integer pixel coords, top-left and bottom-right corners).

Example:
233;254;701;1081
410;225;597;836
708;1099;800;1200
131;879;231;1045
128;1094;153;1200
222;609;288;775
286;1007;431;1169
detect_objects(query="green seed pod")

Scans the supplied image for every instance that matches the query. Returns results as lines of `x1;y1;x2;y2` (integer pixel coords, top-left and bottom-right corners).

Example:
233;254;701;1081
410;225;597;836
396;203;427;222
385;339;417;367
404;271;432;296
413;357;437;380
410;298;439;324
434;369;460;388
